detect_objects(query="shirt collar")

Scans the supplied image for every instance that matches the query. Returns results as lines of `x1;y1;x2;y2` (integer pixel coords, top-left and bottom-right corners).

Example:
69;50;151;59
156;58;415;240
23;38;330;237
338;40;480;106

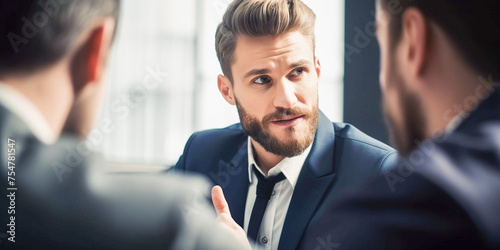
0;83;56;144
247;136;312;189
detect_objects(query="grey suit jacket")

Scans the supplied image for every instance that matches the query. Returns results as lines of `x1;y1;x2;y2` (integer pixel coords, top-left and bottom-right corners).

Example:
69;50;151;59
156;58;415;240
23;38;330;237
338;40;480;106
0;104;244;249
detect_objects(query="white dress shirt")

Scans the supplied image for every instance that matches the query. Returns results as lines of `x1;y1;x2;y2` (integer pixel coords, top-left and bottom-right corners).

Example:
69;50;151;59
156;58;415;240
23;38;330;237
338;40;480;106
0;83;56;144
244;137;312;250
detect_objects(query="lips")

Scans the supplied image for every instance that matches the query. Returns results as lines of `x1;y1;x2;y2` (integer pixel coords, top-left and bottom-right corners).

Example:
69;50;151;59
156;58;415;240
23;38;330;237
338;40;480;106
270;115;305;127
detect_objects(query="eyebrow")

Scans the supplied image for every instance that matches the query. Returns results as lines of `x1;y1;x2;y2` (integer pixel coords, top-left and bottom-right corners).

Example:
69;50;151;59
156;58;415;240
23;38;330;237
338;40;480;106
290;59;310;69
244;68;270;79
243;59;311;79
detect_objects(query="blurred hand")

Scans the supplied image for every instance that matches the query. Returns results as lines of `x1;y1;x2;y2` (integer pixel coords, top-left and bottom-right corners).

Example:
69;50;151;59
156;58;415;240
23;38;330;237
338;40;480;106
212;185;251;249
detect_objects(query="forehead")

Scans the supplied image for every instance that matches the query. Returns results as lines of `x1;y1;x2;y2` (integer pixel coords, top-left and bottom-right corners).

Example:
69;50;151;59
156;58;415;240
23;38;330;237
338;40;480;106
232;30;314;74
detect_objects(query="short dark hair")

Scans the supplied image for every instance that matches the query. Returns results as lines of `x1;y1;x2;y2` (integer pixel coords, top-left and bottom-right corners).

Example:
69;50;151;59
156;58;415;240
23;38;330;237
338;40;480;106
0;0;120;76
380;0;500;81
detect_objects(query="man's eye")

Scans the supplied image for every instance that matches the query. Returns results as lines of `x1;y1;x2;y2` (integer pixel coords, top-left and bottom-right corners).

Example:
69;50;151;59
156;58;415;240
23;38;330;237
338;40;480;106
289;68;305;78
253;75;272;84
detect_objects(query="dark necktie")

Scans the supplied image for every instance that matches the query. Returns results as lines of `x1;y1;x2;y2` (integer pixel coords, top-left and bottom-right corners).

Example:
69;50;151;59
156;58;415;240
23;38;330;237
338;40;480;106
247;165;286;242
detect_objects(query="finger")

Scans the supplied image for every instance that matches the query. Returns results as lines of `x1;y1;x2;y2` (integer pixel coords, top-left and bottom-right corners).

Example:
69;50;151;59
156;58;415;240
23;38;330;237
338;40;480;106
212;185;231;216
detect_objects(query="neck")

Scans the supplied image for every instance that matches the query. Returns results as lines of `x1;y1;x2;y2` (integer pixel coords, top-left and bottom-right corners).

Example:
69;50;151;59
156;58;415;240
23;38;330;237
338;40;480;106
250;138;285;176
417;28;496;137
0;62;74;139
421;73;495;137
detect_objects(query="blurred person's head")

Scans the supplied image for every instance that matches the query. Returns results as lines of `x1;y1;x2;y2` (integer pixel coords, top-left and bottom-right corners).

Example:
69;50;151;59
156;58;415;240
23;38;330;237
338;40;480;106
0;0;120;139
215;0;321;159
375;0;500;155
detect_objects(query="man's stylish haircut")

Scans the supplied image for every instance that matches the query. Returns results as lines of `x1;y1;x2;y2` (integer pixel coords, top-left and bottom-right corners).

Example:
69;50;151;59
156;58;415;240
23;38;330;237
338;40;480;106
215;0;316;83
381;0;500;81
0;0;120;76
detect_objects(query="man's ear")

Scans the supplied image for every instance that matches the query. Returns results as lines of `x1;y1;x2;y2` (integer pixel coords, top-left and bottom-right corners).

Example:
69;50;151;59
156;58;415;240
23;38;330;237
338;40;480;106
218;74;236;105
399;7;428;79
314;57;321;80
70;18;116;94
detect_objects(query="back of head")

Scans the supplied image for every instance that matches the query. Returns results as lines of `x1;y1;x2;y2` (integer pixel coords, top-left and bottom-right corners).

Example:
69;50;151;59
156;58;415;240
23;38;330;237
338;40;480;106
0;0;120;77
380;0;500;82
215;0;316;83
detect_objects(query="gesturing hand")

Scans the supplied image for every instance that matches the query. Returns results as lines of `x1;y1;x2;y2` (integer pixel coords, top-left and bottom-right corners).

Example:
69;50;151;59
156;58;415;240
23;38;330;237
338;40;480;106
212;185;252;249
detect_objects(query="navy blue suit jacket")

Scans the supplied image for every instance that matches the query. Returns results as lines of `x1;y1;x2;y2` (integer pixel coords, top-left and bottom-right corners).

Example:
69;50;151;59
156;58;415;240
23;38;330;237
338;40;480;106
174;111;397;249
300;89;500;249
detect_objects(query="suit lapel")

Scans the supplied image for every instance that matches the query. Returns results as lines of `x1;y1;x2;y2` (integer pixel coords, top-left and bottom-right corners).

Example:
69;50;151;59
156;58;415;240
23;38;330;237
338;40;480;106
279;111;337;250
214;138;249;227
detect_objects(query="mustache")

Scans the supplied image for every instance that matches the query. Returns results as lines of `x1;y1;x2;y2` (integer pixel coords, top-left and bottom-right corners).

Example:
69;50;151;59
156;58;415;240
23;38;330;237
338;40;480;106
262;107;310;124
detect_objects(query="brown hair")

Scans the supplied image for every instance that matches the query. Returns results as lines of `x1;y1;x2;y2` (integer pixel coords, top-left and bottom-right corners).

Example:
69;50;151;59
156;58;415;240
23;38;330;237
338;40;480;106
215;0;316;83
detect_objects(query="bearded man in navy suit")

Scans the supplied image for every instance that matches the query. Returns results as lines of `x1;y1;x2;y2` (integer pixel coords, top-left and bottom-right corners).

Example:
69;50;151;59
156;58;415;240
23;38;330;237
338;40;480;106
173;0;398;249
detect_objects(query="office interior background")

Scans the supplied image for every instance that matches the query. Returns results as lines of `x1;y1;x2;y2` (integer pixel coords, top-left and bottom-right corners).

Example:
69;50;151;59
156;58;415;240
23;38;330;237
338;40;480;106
97;0;384;168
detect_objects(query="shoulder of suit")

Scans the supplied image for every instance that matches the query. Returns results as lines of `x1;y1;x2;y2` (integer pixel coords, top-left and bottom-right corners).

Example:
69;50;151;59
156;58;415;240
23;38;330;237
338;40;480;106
179;123;247;166
332;122;395;153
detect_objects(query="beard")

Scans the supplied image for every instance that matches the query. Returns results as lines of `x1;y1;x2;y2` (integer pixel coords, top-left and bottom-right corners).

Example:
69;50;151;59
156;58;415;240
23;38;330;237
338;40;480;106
235;98;319;157
382;66;427;156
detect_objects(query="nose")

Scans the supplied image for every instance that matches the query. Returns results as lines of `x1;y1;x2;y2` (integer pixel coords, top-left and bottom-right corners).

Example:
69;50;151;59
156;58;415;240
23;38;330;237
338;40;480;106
273;78;298;109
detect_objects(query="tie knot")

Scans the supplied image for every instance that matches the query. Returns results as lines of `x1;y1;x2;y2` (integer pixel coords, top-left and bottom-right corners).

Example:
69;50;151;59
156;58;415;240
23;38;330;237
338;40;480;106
253;165;286;200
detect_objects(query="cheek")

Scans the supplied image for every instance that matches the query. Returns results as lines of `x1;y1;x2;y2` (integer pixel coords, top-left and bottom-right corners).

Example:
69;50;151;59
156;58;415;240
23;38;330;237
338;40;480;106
297;77;319;104
379;67;389;93
384;86;405;130
307;88;318;106
236;89;271;118
379;63;401;123
379;51;391;91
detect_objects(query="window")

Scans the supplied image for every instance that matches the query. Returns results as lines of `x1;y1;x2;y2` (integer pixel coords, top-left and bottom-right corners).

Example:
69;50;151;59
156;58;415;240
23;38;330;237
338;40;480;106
98;0;345;167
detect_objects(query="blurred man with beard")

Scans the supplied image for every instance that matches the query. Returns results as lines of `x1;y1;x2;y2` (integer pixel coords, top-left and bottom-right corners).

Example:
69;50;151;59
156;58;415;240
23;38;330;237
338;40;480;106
0;0;250;249
173;0;398;249
300;0;500;249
